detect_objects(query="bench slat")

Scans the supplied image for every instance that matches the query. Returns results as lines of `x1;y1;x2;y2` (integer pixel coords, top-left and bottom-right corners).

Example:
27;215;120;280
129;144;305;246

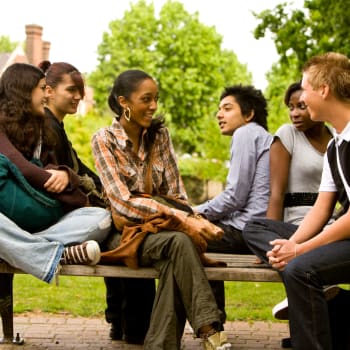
0;254;280;282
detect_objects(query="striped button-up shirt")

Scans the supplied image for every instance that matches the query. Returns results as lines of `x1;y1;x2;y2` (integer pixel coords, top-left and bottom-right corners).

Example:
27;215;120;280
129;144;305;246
92;119;187;221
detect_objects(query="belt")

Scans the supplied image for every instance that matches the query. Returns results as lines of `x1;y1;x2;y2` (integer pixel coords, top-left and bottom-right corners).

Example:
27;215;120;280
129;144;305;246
283;192;318;208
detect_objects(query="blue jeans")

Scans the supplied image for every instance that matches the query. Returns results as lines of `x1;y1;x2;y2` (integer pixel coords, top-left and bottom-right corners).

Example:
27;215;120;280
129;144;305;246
243;218;350;350
0;207;111;283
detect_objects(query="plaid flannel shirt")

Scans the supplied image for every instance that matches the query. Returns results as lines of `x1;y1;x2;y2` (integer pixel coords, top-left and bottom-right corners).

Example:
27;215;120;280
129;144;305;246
92;119;187;221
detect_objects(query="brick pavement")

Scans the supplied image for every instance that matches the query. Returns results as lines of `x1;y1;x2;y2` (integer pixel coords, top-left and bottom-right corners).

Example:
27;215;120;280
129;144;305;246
0;313;290;349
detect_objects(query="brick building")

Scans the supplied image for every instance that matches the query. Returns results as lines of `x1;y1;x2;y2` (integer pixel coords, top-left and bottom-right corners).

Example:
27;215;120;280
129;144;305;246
0;24;93;114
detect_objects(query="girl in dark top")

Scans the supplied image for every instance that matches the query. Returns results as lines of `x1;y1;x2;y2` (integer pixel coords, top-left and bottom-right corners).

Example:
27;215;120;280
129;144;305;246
39;61;153;344
39;61;103;199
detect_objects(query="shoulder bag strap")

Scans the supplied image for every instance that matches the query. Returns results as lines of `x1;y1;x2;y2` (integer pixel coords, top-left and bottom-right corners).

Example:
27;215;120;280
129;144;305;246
144;146;154;195
335;137;350;200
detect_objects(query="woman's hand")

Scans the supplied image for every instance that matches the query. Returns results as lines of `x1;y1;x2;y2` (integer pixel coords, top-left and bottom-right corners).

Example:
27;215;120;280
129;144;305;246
266;238;298;270
43;169;69;193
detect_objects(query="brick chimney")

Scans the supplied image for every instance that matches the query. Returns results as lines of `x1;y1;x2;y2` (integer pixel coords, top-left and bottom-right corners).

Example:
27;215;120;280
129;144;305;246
42;41;51;61
25;24;50;65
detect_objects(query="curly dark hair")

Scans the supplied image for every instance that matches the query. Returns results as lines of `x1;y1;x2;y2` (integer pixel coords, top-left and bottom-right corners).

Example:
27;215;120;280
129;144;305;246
220;84;268;130
108;69;165;151
0;63;54;159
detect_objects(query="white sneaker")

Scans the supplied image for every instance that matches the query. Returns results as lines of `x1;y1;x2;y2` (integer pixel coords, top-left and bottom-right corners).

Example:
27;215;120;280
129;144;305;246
272;285;341;320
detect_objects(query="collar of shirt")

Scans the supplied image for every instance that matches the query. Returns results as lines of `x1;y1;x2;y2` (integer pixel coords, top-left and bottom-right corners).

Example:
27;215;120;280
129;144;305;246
334;121;350;145
110;119;148;160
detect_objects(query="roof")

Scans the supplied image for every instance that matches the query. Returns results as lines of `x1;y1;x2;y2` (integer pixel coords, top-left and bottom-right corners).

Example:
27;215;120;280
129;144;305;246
0;53;11;73
0;45;27;76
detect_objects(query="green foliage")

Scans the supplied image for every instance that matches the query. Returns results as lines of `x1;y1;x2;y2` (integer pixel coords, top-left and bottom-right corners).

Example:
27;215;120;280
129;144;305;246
254;0;350;74
174;110;230;184
254;3;310;72
0;35;17;52
179;154;228;183
63;111;112;171
265;58;301;133
88;0;251;154
88;0;159;110
252;0;350;131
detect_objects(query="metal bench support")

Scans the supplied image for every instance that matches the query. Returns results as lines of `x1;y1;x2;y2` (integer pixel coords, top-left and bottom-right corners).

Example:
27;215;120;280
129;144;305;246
0;273;23;345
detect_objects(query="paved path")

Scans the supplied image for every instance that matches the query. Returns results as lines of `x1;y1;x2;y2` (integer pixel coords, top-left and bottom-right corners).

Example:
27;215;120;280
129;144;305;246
0;313;290;349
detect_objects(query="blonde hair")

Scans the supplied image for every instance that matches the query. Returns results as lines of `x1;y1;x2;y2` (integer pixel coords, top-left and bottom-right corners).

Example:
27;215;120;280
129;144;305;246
303;52;350;102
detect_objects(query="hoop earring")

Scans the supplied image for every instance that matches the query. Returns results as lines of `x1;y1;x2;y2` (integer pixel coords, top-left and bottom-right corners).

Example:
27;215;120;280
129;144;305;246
124;107;131;122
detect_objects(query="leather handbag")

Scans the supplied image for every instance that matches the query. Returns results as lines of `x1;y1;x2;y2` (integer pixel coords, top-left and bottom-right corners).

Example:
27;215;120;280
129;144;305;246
0;154;64;232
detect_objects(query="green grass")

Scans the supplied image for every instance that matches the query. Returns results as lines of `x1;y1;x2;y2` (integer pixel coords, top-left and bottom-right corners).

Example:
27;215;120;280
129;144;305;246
13;275;106;317
225;281;285;321
13;275;287;321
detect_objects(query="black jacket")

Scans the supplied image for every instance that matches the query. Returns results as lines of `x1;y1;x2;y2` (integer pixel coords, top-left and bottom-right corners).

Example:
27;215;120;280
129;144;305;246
45;107;102;192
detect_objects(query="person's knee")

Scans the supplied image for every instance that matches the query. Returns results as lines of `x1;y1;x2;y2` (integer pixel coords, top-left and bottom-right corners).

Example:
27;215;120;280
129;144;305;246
282;258;308;285
242;218;265;239
83;208;112;241
93;208;112;230
171;231;192;246
89;208;111;230
70;207;112;229
163;231;193;253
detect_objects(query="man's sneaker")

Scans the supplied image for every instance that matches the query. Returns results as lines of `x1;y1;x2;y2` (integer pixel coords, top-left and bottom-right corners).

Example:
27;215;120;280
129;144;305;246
109;322;123;341
272;285;341;320
324;285;341;301
272;297;288;320
202;331;232;350
61;240;100;265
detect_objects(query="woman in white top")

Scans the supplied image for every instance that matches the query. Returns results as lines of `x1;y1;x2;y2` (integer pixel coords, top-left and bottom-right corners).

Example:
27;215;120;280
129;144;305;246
267;81;332;225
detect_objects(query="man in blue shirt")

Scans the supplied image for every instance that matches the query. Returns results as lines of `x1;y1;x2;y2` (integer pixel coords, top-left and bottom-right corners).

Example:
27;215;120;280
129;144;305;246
195;84;273;327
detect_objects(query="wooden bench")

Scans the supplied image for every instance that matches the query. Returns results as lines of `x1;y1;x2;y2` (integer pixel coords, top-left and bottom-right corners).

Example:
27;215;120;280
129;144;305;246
0;253;281;345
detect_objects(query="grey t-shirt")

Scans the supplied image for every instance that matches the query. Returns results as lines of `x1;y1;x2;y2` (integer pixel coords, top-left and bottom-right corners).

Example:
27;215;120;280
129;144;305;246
276;124;325;225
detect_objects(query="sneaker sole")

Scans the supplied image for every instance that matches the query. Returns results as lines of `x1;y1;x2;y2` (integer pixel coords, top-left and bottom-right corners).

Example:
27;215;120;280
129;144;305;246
272;298;288;320
86;240;101;265
324;285;340;301
273;285;341;321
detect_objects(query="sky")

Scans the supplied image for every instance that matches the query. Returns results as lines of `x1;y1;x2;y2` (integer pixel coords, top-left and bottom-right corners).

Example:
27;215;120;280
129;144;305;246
0;0;302;89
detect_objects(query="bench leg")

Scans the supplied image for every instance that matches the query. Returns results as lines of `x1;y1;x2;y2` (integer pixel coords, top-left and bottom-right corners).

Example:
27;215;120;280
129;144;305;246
0;273;23;345
281;337;292;348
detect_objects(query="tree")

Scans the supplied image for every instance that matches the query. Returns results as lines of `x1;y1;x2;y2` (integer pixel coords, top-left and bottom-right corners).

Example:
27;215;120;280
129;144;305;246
264;56;301;133
252;0;350;131
0;36;17;53
254;0;350;73
88;0;251;155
